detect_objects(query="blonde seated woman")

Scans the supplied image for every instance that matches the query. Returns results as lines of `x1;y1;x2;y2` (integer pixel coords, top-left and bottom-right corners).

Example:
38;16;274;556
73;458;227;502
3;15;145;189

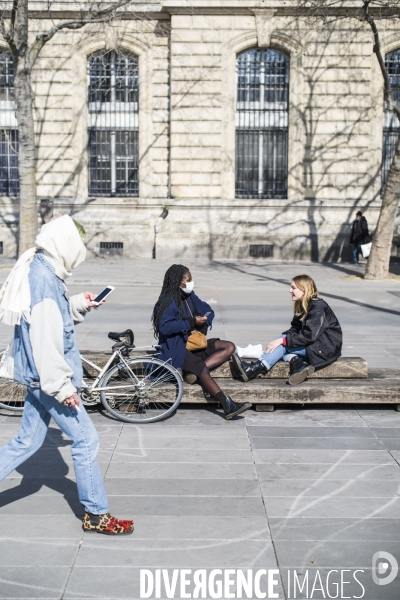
233;275;343;386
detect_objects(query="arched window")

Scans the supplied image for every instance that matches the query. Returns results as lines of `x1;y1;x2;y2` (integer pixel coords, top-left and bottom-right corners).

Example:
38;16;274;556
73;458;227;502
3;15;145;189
381;48;400;194
88;51;139;197
0;50;19;196
235;48;289;199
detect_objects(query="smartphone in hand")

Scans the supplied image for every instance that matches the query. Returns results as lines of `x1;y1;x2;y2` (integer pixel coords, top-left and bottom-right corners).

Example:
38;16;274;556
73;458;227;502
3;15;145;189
93;286;115;307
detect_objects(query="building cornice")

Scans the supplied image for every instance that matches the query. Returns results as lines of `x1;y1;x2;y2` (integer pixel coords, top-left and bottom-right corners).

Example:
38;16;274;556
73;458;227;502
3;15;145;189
0;1;399;19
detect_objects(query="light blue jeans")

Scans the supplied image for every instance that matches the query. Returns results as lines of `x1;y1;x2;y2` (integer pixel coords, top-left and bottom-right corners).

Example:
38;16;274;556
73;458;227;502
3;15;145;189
0;387;108;514
261;344;307;371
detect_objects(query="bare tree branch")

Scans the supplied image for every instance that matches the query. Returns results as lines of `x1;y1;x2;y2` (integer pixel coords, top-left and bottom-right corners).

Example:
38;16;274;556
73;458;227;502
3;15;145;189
0;15;8;40
27;0;134;69
362;0;400;120
0;2;18;55
0;3;12;44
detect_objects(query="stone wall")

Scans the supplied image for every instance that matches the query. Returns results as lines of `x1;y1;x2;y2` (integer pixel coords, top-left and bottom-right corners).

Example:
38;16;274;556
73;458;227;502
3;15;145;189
0;4;400;260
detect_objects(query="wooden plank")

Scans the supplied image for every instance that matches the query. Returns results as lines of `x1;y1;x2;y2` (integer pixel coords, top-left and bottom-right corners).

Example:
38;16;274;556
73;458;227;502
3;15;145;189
80;351;368;379
212;357;368;379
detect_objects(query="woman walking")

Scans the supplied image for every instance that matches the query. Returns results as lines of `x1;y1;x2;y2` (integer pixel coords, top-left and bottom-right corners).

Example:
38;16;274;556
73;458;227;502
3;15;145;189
0;215;133;535
233;275;342;385
152;264;252;419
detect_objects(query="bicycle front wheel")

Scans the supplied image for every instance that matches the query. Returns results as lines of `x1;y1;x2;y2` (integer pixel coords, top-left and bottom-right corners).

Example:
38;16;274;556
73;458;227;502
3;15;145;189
100;357;183;423
0;377;26;412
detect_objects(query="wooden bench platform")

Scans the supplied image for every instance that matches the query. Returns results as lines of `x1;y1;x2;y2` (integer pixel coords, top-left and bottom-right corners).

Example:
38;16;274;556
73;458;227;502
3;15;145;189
80;352;400;410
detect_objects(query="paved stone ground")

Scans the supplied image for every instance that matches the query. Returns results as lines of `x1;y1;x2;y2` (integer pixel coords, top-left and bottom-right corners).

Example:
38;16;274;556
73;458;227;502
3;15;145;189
0;406;400;599
0;259;399;599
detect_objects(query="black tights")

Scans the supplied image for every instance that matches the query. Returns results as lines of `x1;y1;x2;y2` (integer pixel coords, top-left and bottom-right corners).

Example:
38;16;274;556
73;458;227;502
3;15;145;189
198;340;235;398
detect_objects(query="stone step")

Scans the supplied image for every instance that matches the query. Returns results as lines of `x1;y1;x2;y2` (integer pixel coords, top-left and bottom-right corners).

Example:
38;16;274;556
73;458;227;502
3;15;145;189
80;352;368;379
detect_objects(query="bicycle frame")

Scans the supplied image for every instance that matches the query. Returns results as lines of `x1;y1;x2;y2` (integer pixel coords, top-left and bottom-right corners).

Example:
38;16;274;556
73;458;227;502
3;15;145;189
80;345;182;395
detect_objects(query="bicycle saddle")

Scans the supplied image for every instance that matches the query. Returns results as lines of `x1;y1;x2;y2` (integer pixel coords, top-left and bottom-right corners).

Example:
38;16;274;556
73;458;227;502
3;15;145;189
108;329;134;346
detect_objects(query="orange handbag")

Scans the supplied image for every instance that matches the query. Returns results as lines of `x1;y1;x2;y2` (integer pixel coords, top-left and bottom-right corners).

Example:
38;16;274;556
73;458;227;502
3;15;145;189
185;301;207;351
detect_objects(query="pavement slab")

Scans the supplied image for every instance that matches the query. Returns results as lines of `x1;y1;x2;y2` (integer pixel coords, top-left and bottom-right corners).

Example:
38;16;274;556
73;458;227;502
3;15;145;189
0;567;70;599
75;538;277;568
259;478;400;497
105;462;258;480
256;463;400;481
268;517;400;541
263;496;400;519
252;449;396;464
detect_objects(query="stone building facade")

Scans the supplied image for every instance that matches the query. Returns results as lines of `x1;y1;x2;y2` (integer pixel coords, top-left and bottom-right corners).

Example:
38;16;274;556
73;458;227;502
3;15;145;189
1;1;400;260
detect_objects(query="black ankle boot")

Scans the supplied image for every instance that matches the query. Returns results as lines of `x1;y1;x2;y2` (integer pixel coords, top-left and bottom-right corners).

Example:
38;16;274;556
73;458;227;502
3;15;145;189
232;353;267;382
288;357;315;386
219;395;252;420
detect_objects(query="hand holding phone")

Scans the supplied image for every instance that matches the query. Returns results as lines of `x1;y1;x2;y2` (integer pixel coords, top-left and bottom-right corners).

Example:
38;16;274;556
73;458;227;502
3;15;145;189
92;286;115;309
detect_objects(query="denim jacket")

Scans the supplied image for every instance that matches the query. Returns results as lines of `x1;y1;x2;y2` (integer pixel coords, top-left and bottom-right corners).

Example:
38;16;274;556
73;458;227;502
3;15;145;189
13;252;84;396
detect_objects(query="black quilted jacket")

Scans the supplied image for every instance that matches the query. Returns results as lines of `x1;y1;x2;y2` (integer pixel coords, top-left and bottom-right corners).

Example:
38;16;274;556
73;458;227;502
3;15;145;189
283;298;342;369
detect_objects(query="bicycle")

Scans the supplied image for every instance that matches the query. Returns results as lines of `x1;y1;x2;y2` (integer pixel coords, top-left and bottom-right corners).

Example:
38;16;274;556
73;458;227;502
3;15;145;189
0;329;184;424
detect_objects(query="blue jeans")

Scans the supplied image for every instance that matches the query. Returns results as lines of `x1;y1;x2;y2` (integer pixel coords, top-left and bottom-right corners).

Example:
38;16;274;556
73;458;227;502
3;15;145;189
261;345;307;370
0;387;108;514
352;244;362;263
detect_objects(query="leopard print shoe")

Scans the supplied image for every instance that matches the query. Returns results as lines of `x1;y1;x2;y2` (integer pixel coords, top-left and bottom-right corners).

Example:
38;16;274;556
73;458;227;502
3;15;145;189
83;511;134;535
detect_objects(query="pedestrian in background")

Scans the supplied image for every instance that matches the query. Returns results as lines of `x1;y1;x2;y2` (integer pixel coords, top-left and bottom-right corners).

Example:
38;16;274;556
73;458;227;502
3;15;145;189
350;210;370;264
0;215;133;535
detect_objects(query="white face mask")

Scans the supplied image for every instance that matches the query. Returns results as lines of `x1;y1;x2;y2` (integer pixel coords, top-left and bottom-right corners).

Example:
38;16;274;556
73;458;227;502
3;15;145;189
182;280;194;294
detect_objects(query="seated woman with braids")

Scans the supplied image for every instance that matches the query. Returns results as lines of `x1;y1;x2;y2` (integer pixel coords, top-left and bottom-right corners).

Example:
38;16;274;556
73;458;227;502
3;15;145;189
152;264;252;420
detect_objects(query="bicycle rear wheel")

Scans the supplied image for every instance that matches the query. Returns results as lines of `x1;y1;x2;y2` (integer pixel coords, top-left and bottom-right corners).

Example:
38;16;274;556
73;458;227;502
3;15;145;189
100;357;183;423
0;377;26;412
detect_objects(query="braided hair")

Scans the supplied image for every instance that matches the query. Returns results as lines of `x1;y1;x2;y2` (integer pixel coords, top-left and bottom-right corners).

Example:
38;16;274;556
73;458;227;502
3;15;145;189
152;264;190;336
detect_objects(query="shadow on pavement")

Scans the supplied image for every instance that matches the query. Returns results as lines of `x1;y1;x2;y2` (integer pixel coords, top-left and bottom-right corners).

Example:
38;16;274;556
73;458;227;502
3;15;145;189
0;427;82;518
213;261;400;317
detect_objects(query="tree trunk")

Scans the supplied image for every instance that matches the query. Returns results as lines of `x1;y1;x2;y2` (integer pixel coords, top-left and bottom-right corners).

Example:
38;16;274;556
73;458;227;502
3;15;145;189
14;61;38;255
10;0;38;256
365;133;400;280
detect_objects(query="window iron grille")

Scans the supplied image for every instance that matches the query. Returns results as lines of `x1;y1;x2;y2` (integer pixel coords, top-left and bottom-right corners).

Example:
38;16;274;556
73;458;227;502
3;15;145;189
0;242;3;255
88;51;139;197
236;49;289;199
99;241;123;256
381;49;400;194
249;244;274;258
0;129;19;196
0;51;18;196
0;50;15;104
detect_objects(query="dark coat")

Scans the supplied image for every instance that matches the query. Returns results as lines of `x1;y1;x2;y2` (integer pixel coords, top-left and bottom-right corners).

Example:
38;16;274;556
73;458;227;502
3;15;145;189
156;292;215;369
350;216;370;244
283;298;342;369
